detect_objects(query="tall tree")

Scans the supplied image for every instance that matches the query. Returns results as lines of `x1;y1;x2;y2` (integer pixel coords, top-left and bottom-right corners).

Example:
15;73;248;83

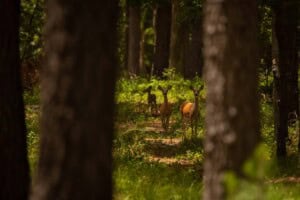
140;5;155;77
183;0;203;78
153;0;172;77
30;0;118;199
272;0;299;158
0;0;30;199
127;1;141;75
169;0;188;74
272;11;287;158
276;0;299;116
203;0;259;199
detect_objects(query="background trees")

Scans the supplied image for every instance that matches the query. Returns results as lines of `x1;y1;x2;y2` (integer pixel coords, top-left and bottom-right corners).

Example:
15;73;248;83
0;0;30;199
30;0;118;199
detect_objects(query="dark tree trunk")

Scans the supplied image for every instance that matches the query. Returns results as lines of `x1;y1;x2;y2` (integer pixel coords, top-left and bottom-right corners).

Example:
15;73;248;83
272;0;298;158
203;0;259;199
128;5;141;75
272;12;287;158
185;18;203;78
0;0;30;199
153;1;172;77
275;0;299;118
169;0;188;75
124;0;129;72
30;0;118;199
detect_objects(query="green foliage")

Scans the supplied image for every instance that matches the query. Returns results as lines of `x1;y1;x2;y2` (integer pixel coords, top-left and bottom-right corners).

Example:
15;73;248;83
225;143;300;200
179;0;203;25
243;144;272;179
116;68;204;105
23;86;41;174
20;0;45;61
23;86;40;105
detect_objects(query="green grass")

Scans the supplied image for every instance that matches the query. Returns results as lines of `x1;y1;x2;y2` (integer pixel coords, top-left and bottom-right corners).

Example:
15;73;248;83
114;159;202;200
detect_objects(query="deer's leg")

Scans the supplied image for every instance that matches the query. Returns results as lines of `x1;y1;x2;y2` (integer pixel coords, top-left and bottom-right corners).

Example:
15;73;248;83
190;118;194;137
182;115;186;140
166;116;170;133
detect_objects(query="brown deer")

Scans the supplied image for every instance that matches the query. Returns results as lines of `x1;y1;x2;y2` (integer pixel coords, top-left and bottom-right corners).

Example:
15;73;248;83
158;85;172;132
143;86;158;116
180;85;203;139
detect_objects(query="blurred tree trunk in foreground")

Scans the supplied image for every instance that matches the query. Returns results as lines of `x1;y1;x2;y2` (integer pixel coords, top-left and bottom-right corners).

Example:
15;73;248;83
0;0;30;199
203;0;260;199
30;0;118;199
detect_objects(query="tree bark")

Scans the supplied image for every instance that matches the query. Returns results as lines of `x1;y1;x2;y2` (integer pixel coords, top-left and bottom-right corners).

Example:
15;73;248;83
128;5;141;75
272;11;287;158
30;0;118;199
169;0;188;75
153;0;172;77
0;0;30;199
0;0;30;200
203;1;259;199
275;0;299;118
272;0;298;158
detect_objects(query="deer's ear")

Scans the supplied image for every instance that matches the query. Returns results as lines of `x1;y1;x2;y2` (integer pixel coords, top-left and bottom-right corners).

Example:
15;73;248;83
200;85;204;90
167;85;172;90
158;85;163;91
148;86;152;90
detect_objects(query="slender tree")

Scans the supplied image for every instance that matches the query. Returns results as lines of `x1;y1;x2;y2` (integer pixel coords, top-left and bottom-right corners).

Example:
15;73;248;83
0;0;30;199
272;12;287;158
272;0;299;158
203;0;259;199
128;1;141;75
281;1;299;117
153;0;172;77
169;0;188;74
30;0;118;199
140;5;155;77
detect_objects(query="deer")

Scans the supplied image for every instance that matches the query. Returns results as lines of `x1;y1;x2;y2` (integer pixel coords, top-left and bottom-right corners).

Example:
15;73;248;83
158;85;172;132
180;85;204;139
143;86;158;116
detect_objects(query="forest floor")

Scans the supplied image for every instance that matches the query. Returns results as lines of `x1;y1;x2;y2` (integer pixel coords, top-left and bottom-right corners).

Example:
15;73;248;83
25;93;300;200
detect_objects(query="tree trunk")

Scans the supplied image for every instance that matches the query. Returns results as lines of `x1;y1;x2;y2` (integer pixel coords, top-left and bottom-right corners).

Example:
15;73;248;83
169;0;188;75
30;0;118;199
272;11;287;158
128;5;141;75
272;0;298;158
185;17;203;78
275;0;299;118
203;0;259;199
0;0;30;199
153;1;172;77
140;6;154;77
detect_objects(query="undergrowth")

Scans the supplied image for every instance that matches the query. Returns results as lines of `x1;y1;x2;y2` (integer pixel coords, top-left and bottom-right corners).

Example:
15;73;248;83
24;68;300;199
